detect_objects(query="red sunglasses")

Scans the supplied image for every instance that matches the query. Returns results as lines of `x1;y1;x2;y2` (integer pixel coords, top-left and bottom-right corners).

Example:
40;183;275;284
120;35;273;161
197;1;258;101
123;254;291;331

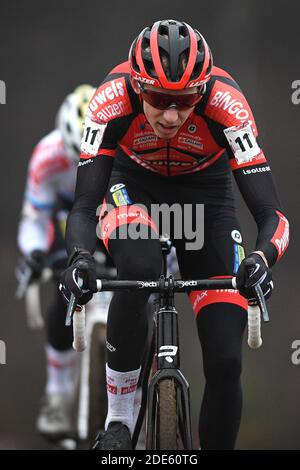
137;82;205;111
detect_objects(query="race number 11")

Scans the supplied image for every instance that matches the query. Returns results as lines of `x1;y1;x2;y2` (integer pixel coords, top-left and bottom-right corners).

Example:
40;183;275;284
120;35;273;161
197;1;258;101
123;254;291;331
81;117;107;156
224;122;261;164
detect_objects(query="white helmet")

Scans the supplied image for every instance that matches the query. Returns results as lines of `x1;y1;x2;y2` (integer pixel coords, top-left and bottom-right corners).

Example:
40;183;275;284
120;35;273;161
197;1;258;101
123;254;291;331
56;84;95;161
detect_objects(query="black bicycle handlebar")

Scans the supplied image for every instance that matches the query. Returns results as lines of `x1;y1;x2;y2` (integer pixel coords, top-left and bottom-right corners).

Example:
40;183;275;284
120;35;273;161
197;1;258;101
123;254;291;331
65;274;269;326
95;277;236;293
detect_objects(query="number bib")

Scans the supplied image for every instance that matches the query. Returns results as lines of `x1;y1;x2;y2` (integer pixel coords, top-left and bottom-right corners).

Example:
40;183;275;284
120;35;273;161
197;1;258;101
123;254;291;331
224;121;261;164
81;116;107;156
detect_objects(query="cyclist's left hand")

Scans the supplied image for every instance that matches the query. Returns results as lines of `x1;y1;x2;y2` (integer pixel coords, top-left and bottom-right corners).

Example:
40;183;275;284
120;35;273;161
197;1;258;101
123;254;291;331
236;252;273;304
16;250;47;284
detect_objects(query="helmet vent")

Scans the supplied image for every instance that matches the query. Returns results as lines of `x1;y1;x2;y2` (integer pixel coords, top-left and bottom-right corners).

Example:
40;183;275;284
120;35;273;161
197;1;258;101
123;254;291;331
131;39;140;73
142;32;158;78
190;34;205;80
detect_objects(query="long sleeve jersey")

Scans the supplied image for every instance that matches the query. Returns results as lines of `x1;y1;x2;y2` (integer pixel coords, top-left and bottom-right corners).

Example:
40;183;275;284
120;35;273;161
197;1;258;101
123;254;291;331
18;129;77;256
66;61;289;267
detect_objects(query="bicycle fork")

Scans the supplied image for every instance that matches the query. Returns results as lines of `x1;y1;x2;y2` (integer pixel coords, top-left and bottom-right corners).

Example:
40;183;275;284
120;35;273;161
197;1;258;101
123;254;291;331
146;306;193;450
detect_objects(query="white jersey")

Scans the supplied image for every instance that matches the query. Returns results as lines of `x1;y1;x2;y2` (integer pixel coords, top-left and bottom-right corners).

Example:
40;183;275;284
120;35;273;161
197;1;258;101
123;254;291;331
18;129;77;256
17;129;179;274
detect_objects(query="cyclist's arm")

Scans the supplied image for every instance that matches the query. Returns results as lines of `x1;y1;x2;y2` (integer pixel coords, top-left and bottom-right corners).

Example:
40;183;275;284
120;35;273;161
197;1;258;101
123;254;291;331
231;157;289;267
203;70;289;267
17;141;60;256
65;155;114;255
66;65;137;256
18;201;54;256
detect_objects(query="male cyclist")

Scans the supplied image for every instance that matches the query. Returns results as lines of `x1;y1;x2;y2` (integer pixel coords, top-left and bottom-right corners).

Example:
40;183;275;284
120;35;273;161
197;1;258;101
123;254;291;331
16;85;112;439
60;20;289;449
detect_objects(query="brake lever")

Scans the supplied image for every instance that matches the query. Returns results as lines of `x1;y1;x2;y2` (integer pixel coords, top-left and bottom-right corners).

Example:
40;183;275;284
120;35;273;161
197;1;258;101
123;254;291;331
65;275;83;326
254;284;269;323
15;265;33;300
244;258;270;323
232;276;270;323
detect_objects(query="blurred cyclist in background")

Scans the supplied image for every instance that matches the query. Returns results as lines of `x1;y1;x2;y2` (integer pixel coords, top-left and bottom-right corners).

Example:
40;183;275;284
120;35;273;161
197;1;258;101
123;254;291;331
16;85;107;440
16;85;179;443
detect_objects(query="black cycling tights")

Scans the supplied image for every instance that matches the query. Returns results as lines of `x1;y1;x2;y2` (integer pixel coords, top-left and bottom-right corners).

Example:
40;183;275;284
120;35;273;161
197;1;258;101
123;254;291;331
196;302;246;450
106;235;246;450
106;236;162;371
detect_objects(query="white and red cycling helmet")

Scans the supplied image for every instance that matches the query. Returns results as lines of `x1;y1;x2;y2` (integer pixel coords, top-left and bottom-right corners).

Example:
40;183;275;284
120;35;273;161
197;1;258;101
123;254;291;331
55;84;95;162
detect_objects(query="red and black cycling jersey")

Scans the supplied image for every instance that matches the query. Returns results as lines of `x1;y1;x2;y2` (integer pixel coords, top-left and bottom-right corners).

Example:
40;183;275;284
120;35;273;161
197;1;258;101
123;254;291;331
66;61;289;267
82;62;264;177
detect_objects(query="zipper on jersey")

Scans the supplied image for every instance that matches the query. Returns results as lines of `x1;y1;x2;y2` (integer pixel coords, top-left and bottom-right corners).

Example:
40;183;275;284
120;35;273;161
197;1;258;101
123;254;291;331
167;143;170;177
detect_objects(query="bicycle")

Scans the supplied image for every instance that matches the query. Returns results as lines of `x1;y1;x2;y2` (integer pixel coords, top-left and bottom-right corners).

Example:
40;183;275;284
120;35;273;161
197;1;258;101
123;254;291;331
68;245;269;450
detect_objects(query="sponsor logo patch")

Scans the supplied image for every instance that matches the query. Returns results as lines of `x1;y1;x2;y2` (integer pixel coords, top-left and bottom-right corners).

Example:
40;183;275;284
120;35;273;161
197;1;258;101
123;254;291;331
231;229;242;243
90;79;125;108
112;187;132;207
188;79;207;88
272;212;289;258
192;291;208;312
132;74;155;85
178;136;203;149
110;183;125;193
88;77;132;123
78;158;93;167
210;90;249;120
242;166;270;175
188;124;197;134
133;135;158;146
206;81;255;126
233;243;245;274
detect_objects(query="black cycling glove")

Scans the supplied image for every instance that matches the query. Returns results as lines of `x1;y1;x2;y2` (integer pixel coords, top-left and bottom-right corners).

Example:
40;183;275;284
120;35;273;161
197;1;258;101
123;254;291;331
16;249;47;284
59;249;97;306
236;252;273;304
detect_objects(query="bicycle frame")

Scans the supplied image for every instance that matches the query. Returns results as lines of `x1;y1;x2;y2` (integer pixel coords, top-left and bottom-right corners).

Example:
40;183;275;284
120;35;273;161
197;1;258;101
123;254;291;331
133;240;193;449
145;284;193;449
68;262;269;450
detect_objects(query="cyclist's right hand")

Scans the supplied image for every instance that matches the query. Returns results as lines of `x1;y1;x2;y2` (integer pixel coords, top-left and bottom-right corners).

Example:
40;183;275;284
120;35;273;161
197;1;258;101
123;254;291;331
16;249;47;284
59;249;97;306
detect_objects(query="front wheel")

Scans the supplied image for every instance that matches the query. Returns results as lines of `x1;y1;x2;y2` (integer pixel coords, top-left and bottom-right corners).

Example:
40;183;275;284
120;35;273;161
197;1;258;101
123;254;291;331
157;378;178;450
